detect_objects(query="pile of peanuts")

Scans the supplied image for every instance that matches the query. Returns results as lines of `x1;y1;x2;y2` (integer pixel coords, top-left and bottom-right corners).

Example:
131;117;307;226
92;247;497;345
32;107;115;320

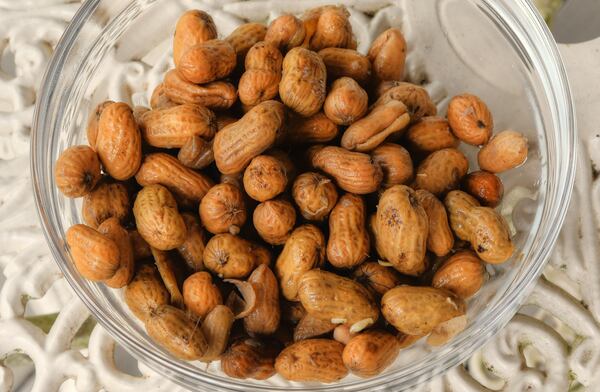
54;5;528;383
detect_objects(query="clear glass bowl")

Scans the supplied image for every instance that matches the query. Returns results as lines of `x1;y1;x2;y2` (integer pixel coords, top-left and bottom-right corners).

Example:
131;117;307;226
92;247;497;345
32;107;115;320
31;0;576;390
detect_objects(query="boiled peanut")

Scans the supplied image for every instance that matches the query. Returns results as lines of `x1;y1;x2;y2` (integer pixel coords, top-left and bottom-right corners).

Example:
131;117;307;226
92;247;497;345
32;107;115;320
151;247;184;308
86;100;113;148
478;130;528;173
371;185;428;276
213;100;285;174
279;47;326;117
310;146;383;194
139;104;216;148
66;224;120;281
129;229;152;261
432;250;485;299
225;23;268;62
82;180;129;228
163;69;237;109
318;47;371;85
55;145;101;198
183;271;222;318
294;314;336;341
265;14;305;51
238;41;283;106
327;193;369;269
275;339;347;383
447;93;493;146
406;116;459;154
275;225;325;301
203;233;255;278
150;83;177;109
342;330;400;378
96;102;142;180
352;261;403;297
199;183;246;235
173;10;217;67
415;190;454;257
292;172;338;221
124;264;170;321
368;28;407;82
443;190;480;241
371;143;413;187
462;170;504;207
133;184;187;251
305;6;354;51
178;136;214;170
324;77;368;126
177;39;236;84
97;217;134;288
177;213;206;271
221;338;280;380
297;269;378;326
199;305;235;361
242;155;287;202
253;199;296;245
373;82;437;122
381;286;465;335
286;112;338;144
414;148;469;196
245;264;281;335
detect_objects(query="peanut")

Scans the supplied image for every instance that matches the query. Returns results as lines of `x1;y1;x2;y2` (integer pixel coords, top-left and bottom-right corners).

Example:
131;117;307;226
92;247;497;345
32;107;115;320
221;338;280;380
371;143;413;187
86;100;113;148
245;264;281;335
368;28;407;82
82;180;129;228
406;116;459;154
265;14;305;51
415;190;454;257
292;172;338;221
318;48;371;86
286;112;338;144
279;47;326;117
177;213;206;271
225;23;268;63
177;136;214;170
432;250;485;299
97;217;134;288
199;183;246;235
462;170;504;207
66;224;120;281
173;10;217;67
203;233;255;278
352;261;403;297
198;305;234;361
447;93;493;146
124;264;170;321
129;229;152;261
478;130;528;173
55;145;101;198
304;6;354;51
177;39;236;84
183;271;222;318
294;314;336;341
342;330;400;378
151;247;184;308
253;199;296;245
327;193;370;269
163;69;237;109
238;41;282;106
324;77;368;125
150;83;177;109
242;155;287;202
373;82;437;122
275;339;347;383
414;148;469;196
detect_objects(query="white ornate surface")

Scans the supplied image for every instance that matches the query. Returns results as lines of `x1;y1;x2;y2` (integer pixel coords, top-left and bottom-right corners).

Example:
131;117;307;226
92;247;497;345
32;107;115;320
0;0;599;391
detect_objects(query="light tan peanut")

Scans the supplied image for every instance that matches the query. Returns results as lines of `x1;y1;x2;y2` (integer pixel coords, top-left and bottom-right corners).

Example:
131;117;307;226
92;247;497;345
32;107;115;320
183;271;222;318
341;100;410;151
265;14;305;51
124;264;170;321
478;130;528;173
199;183;246;235
275;339;347;383
298;269;378;326
82;181;129;228
253;199;296;245
324;77;368;126
415;190;454;257
150;83;177;109
135;153;214;204
381;286;466;335
221;338;280;380
267;149;297;183
305;6;354;51
173;10;217;67
133;184;187;251
97;218;134;288
443;190;480;240
199;305;235;361
415;148;469;196
406;116;459;154
178;136;214;170
327;194;369;269
177;39;236;84
433;250;485;299
310;146;383;194
225;23;268;63
87;100;113;148
294;314;336;341
213;100;285;174
55;145;101;198
151;247;184;308
163;70;237;109
66;224;120;281
275;224;325;301
352;261;403;297
129;230;152;261
292;172;338;221
145;304;208;360
203;233;255;278
318;48;371;86
238;41;283;106
373;82;437;122
462;170;504;207
177;213;206;271
96;102;142;180
245;264;281;335
243;155;287;202
286;112;338;144
368;28;407;82
371;185;428;276
342;330;400;378
447;93;493;145
371;143;413;187
139;104;216;148
279;47;326;117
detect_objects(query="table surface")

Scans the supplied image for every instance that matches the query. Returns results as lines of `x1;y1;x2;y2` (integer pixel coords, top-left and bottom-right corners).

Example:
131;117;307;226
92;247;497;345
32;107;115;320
0;1;599;391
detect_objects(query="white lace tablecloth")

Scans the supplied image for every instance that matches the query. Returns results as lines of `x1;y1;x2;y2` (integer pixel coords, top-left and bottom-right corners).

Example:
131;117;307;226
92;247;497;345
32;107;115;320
1;1;599;391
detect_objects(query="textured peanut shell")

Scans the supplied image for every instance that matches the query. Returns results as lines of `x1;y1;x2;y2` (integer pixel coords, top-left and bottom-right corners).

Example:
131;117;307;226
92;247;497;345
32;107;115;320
177;39;236;84
373;82;437;122
368;28;407;82
414;148;469;196
183;271;222;318
432;250;485;299
66;224;120;281
279;47;326;117
86;100;113;148
199;183;247;235
82;181;129;228
163;70;237;109
245;265;281;335
124;264;170;322
327;193;369;269
447;93;493;146
265;14;305;51
221;338;279;380
55;145;102;198
306;6;354;51
203;233;255;279
199;305;235;361
151;247;184;308
150;83;177;109
292;172;338;221
352;261;403;297
462;170;504;207
177;136;214;170
324;77;368;126
318;48;371;85
342;330;400;378
275;339;347;382
444;190;480;241
225;23;268;61
173;10;217;67
478;130;528;173
406;116;459;154
294;314;336;341
253;199;296;245
415;190;454;257
238;41;282;106
97;217;134;288
469;207;514;264
243;155;288;202
129;230;152;261
371;143;413;187
286;112;338;144
176;213;206;271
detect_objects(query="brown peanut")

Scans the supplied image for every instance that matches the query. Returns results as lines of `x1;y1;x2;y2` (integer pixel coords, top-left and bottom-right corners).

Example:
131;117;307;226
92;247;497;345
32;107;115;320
478;130;528;173
406;116;459;154
310;146;383;194
275;225;325;301
129;230;152;261
433;250;485;299
243;155;287;202
368;28;407;82
82;180;129;228
178;136;214;170
373;82;437;122
279;47;326;117
163;69;237;109
245;264;281;335
342;330;400;378
183;271;222;318
55;145;101;198
265;14;305;51
414;148;469;196
203;233;255;278
415;190;454;257
327;193;370;269
151;247;184;308
177;213;206;271
238;41;283;106
305;6;354;51
352;261;403;297
66;224;120;281
96;102;142;180
173;10;217;67
221;338;280;380
318;48;371;85
275;339;347;382
225;23;268;62
462;170;504;207
124;264;170;321
199;305;235;361
294;314;336;341
213;100;285;174
324;77;368;126
371;143;413;187
292;172;338;221
443;190;480;240
97;217;134;288
199;183;246;235
86;100;113;148
253;199;296;245
381;286;466;335
447;93;493;146
371;185;428;276
150;83;177;109
177;39;236;84
286;112;338;144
